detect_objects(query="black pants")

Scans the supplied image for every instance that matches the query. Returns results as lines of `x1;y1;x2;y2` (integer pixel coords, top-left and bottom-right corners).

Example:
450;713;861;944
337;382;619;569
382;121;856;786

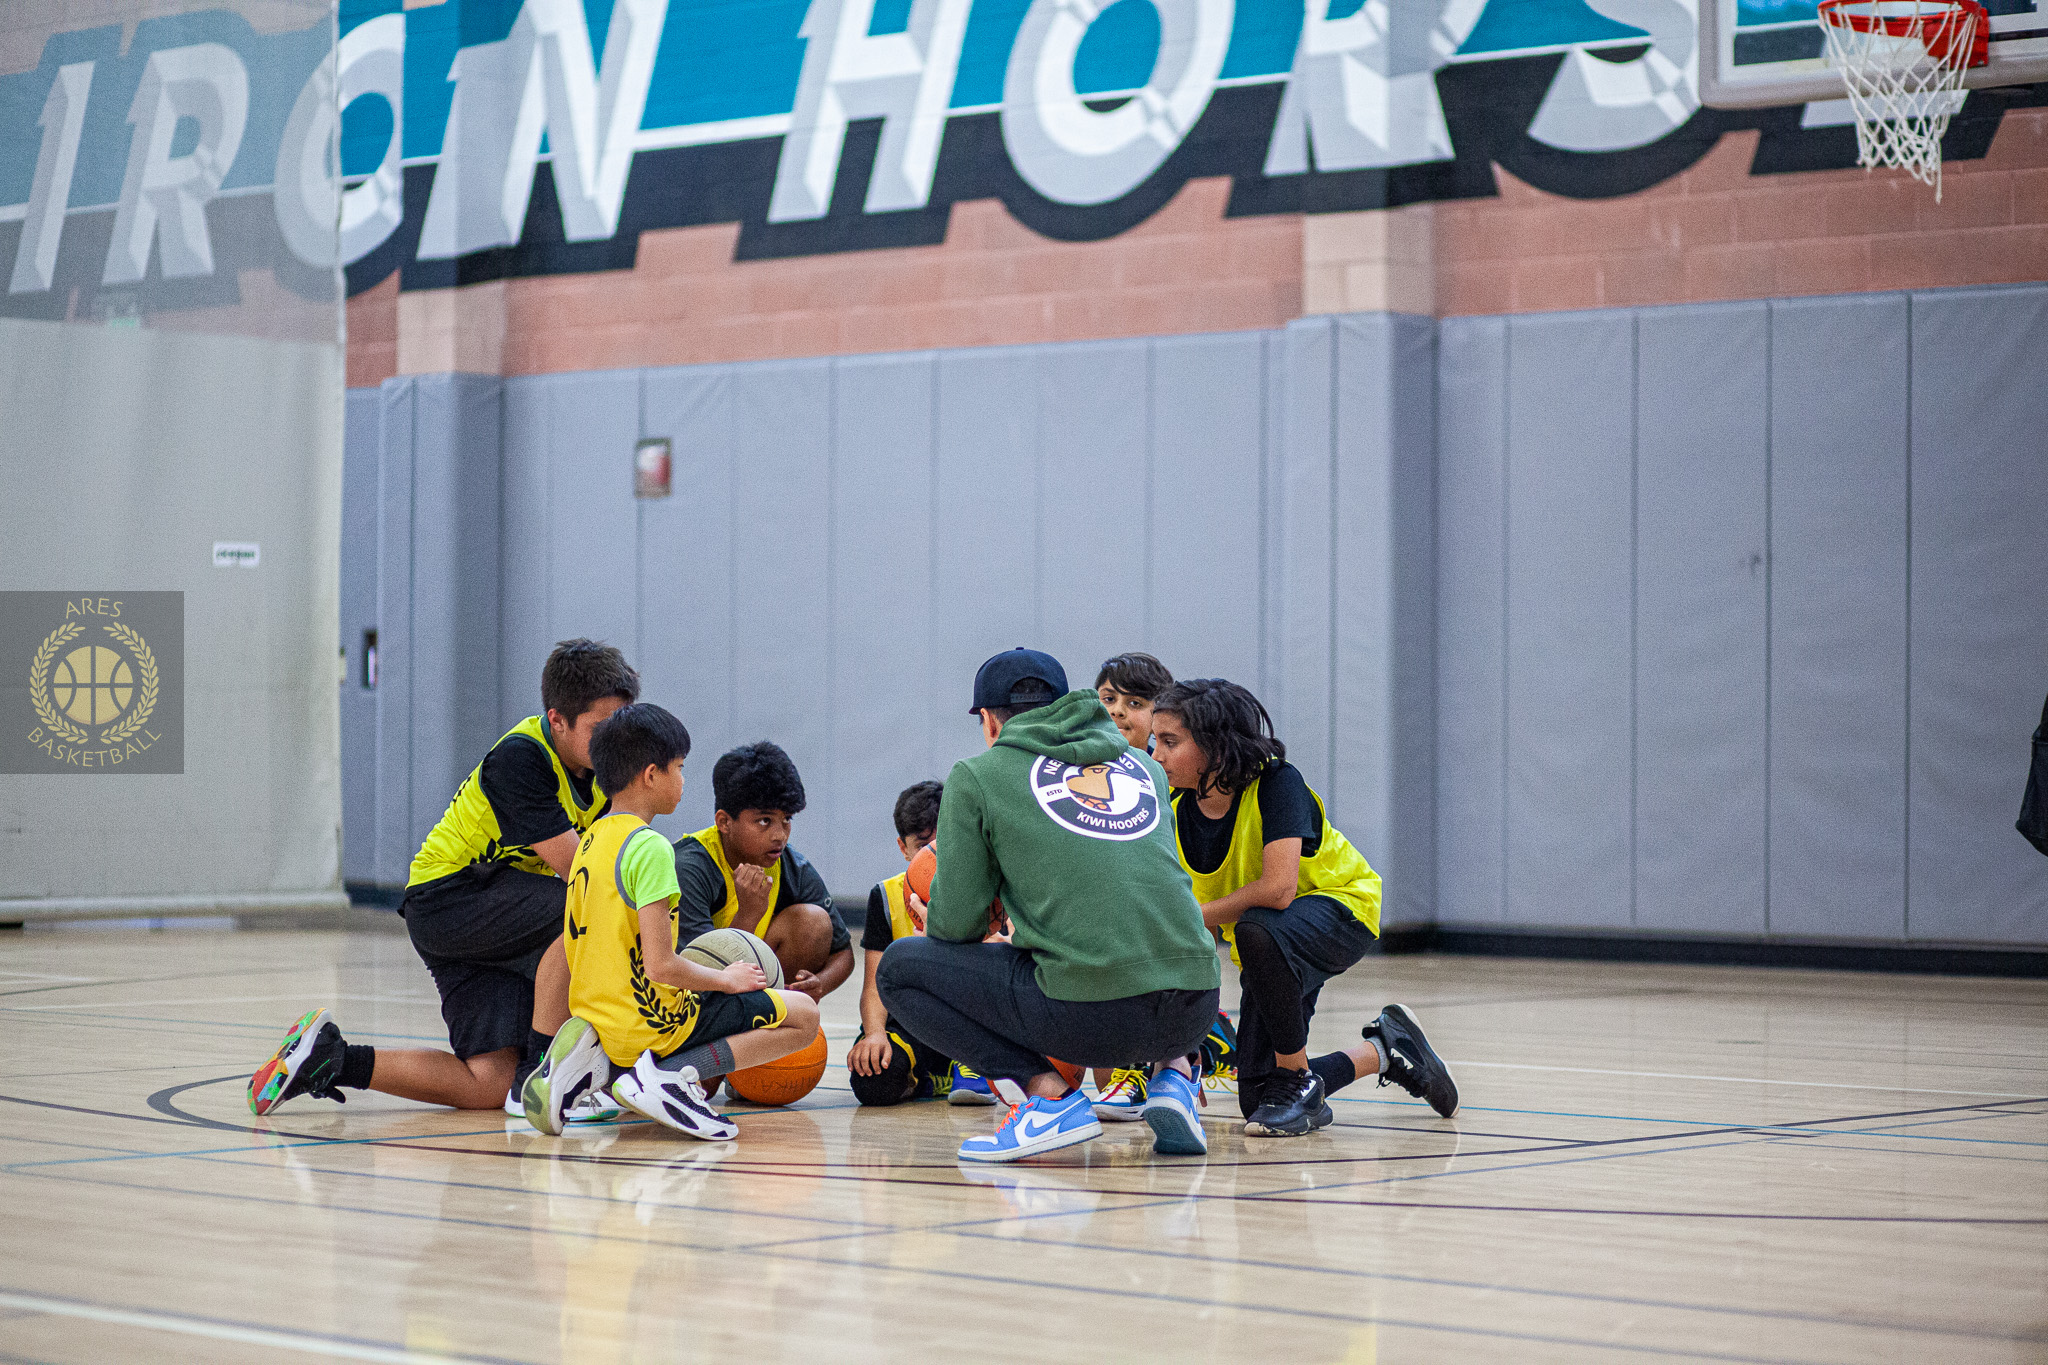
401;862;565;1059
1233;895;1376;1118
877;937;1217;1084
847;1017;952;1107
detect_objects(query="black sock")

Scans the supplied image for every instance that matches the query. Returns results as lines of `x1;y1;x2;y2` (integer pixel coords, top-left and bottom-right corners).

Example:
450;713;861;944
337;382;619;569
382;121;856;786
1308;1052;1356;1096
339;1044;376;1091
525;1028;552;1067
656;1037;737;1083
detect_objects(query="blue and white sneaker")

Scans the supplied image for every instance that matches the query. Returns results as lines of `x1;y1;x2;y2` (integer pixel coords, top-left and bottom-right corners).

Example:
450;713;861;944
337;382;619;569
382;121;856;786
958;1089;1101;1164
947;1063;997;1106
1090;1067;1149;1121
1142;1066;1208;1155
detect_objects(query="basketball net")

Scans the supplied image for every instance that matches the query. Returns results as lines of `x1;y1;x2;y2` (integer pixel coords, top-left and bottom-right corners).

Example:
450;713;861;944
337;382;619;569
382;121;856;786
1818;0;1988;200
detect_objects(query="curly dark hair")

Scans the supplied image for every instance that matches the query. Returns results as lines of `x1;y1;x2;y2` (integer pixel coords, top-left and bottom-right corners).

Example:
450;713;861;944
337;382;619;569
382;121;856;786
712;741;808;817
541;638;640;725
1094;652;1174;701
590;703;691;794
892;779;944;841
1152;678;1286;798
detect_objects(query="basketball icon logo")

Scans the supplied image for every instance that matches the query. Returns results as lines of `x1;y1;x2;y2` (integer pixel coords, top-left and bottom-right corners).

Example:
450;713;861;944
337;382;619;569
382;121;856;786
1028;752;1162;841
28;616;159;749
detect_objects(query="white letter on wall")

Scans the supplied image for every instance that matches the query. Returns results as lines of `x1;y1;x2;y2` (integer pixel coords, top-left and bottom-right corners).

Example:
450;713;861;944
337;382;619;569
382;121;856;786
1000;0;1233;207
103;43;249;284
417;0;667;259
1264;0;1484;174
1526;0;1698;153
768;0;971;222
10;62;94;294
275;14;408;268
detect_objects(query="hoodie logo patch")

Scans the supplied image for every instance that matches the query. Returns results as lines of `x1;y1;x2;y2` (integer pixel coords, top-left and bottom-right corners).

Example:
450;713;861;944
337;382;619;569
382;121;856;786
1028;753;1162;841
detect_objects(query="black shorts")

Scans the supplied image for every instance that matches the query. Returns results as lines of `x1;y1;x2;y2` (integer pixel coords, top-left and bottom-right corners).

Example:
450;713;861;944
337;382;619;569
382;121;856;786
400;862;566;1060
657;989;788;1061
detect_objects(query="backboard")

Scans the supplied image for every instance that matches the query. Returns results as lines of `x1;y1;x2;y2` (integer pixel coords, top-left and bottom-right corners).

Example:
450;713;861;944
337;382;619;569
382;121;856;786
1701;0;2048;105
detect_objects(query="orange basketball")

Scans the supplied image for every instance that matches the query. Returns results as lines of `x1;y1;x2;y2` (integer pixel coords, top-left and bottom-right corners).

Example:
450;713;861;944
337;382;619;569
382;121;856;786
906;842;936;902
725;1030;828;1106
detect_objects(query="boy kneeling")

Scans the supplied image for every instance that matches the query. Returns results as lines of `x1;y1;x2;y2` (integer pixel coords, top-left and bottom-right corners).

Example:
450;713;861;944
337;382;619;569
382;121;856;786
524;704;820;1139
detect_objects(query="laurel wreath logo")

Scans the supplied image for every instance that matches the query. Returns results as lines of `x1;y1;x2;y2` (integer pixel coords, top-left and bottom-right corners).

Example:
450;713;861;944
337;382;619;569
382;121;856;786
27;622;89;746
99;621;158;746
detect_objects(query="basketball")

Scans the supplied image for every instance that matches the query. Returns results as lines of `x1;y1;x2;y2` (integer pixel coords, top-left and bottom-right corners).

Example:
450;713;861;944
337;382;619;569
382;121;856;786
681;927;784;989
725;1029;827;1105
906;842;936;902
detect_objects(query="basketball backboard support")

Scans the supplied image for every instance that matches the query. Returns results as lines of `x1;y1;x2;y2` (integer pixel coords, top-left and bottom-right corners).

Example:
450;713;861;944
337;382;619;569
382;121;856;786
1701;0;2048;106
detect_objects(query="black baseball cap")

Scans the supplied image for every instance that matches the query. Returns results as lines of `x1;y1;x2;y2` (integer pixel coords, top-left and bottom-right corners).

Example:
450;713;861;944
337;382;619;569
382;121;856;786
970;648;1069;713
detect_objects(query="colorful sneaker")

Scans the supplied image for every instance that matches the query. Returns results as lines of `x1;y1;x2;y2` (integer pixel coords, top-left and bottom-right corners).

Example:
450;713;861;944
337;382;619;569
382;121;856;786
1199;1011;1237;1079
523;1017;609;1136
1245;1068;1328;1137
1375;1004;1459;1118
948;1063;997;1106
1141;1067;1208;1155
565;1089;625;1124
958;1089;1101;1164
611;1055;738;1142
1091;1067;1149;1121
248;1008;346;1115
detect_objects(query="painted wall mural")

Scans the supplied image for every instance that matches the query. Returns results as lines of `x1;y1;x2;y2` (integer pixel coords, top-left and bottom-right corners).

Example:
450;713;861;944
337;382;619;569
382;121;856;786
0;0;2042;311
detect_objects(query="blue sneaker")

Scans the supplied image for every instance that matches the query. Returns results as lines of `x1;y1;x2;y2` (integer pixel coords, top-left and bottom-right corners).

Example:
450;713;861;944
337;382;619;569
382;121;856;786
958;1090;1101;1164
947;1063;997;1106
1142;1066;1208;1155
1090;1067;1149;1121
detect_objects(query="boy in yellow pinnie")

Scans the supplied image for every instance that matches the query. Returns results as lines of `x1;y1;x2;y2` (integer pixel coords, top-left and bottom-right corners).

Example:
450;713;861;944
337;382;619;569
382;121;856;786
523;703;820;1139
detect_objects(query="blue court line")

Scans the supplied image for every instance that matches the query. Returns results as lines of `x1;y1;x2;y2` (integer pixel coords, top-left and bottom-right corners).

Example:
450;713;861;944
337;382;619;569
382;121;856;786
728;1244;1837;1365
938;1226;2048;1346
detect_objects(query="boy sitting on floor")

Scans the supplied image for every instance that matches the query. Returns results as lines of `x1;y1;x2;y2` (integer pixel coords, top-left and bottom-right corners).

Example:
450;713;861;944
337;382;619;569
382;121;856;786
673;742;854;1002
847;780;996;1107
524;704;820;1139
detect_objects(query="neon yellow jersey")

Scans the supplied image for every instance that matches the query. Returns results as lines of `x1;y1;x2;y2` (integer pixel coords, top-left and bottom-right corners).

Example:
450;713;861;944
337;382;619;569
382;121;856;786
877;871;919;943
1171;775;1381;966
684;826;787;934
407;716;608;886
565;813;700;1066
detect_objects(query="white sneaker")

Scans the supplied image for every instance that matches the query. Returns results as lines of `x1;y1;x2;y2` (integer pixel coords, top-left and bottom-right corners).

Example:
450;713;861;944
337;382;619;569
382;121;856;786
565;1089;624;1124
1090;1067;1150;1121
611;1056;738;1142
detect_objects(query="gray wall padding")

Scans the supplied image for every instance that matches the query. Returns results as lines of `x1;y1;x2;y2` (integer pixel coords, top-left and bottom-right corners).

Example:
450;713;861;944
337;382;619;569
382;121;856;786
1504;312;1636;929
1907;288;2048;943
341;389;381;885
1768;294;1909;941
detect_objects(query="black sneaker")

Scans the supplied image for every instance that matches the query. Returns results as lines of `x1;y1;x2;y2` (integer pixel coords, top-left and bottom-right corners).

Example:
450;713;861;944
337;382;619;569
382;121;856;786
1244;1068;1327;1137
1374;1004;1458;1117
249;1008;347;1115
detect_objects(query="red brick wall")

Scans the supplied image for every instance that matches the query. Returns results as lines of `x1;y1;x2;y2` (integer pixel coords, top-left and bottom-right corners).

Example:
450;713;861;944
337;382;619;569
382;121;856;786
1436;110;2048;316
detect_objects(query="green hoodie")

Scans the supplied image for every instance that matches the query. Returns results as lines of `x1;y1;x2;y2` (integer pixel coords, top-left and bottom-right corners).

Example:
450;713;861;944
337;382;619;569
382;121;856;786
928;689;1220;1002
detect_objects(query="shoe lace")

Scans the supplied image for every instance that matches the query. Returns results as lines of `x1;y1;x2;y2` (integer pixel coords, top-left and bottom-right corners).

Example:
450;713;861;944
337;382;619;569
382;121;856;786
1107;1067;1145;1098
990;1097;1033;1135
1203;1065;1237;1091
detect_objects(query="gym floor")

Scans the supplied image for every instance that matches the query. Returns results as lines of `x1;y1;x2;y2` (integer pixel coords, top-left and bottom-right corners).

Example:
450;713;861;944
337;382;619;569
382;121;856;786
1;915;2044;1363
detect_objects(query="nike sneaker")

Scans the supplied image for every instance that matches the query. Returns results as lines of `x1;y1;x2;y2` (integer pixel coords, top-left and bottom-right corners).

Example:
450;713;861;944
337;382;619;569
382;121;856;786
1091;1067;1149;1121
948;1063;997;1106
1244;1068;1331;1138
1375;1004;1459;1118
1199;1011;1237;1079
249;1008;347;1115
1141;1067;1208;1155
957;1089;1101;1164
611;1056;738;1142
523;1016;608;1136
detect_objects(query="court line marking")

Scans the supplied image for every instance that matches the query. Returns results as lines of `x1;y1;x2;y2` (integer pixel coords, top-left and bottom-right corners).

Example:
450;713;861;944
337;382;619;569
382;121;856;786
0;1289;523;1364
9;994;439;1011
1450;1059;2043;1098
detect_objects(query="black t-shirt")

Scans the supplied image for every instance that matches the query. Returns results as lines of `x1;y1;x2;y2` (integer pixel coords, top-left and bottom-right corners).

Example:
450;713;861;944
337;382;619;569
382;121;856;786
1173;760;1322;875
479;733;599;849
671;839;851;955
863;884;895;951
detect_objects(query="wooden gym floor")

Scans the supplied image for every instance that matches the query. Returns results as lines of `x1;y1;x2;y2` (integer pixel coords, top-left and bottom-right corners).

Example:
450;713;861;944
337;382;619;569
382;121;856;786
1;914;2044;1364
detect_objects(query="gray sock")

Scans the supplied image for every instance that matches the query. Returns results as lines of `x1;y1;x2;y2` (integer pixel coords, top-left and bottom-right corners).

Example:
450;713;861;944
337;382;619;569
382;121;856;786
656;1037;737;1083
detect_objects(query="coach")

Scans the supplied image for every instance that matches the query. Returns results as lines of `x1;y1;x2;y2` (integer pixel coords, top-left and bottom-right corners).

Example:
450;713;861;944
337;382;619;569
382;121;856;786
877;648;1220;1162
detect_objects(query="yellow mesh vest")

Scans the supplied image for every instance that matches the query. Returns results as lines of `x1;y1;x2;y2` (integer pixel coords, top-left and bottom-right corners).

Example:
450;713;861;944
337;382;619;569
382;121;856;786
408;716;609;886
878;872;919;942
1172;775;1382;965
685;827;786;934
565;813;701;1066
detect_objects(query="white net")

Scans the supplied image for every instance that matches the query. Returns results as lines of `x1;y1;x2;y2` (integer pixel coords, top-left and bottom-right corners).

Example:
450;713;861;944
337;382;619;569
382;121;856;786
1820;0;1985;200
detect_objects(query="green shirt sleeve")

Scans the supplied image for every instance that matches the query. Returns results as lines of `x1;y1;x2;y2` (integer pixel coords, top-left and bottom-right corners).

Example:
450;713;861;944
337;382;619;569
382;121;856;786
618;826;681;909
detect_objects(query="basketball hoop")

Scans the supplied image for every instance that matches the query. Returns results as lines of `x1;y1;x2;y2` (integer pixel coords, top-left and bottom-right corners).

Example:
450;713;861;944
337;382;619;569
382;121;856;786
1818;0;1988;199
